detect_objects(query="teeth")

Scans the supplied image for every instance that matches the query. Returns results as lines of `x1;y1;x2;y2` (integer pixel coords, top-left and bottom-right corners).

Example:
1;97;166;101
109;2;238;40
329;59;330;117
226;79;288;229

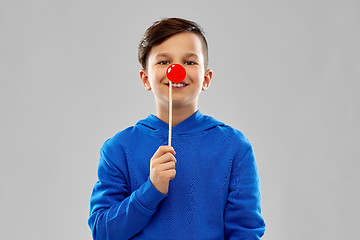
172;83;185;87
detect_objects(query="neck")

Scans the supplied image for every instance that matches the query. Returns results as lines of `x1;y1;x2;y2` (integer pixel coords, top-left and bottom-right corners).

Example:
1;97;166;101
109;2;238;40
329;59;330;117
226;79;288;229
156;102;197;127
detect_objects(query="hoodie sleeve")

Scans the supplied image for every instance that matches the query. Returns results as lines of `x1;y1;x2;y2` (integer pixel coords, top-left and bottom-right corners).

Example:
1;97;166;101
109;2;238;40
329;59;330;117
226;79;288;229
224;145;266;239
88;140;167;240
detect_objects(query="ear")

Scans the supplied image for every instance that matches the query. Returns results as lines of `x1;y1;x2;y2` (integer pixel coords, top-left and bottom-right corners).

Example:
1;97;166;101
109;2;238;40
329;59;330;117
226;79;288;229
139;69;151;91
202;69;213;91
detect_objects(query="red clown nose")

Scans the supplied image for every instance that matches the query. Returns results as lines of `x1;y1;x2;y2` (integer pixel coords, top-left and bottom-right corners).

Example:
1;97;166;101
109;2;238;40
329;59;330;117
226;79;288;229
166;64;186;83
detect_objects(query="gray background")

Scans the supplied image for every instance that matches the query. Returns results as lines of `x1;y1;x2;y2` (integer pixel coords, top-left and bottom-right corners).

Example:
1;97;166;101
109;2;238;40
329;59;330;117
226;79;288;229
1;0;359;239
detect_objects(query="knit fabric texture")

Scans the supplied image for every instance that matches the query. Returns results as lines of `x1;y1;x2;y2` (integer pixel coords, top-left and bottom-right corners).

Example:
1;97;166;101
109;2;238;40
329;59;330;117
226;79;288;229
88;110;265;239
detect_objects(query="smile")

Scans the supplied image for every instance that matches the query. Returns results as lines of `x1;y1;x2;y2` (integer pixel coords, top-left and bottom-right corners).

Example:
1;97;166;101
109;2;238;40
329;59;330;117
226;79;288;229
165;82;189;88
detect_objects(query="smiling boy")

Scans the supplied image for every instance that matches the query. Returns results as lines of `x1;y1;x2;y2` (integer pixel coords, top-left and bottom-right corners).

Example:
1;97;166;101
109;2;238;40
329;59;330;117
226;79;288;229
140;30;212;127
88;18;265;239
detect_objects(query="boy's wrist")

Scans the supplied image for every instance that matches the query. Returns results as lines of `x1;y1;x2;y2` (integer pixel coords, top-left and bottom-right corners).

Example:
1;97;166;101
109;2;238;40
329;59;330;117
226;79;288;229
134;178;167;211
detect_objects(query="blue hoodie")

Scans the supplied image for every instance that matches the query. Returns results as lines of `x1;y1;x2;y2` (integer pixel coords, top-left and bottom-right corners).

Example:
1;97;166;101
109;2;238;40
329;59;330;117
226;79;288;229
88;110;265;239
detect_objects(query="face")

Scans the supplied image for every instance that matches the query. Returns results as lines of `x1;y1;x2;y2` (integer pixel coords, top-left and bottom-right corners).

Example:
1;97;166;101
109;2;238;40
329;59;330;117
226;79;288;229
140;32;212;109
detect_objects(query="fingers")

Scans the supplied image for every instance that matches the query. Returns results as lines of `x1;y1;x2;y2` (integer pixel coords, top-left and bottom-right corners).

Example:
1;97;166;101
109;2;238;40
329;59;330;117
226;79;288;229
152;146;176;159
155;160;176;171
165;169;176;180
152;152;177;165
149;145;177;194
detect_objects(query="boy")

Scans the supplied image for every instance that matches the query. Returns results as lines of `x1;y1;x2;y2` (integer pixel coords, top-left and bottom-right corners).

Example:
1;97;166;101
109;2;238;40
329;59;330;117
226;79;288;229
88;18;265;239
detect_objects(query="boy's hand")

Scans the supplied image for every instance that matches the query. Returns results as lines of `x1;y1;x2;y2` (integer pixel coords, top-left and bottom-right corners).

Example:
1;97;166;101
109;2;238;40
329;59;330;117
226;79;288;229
149;146;177;194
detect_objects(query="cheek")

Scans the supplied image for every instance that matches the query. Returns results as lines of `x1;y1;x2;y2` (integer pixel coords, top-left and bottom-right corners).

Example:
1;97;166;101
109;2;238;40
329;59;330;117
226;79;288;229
186;68;204;84
149;69;166;85
159;71;167;81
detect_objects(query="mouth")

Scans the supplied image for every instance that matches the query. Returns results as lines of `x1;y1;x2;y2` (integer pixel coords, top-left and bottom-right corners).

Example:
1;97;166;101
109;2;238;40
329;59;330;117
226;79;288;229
165;82;189;89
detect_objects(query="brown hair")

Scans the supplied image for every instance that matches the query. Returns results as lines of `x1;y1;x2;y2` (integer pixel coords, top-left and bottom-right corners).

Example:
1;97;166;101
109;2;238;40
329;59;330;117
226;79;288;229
138;18;208;70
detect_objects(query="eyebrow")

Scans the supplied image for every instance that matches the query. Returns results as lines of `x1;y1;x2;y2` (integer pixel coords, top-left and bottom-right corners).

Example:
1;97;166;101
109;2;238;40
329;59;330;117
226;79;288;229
184;53;199;59
154;53;171;59
154;53;199;59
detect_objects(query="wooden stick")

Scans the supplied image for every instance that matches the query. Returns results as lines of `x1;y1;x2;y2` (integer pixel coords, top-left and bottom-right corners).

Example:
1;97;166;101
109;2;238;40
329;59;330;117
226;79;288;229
168;81;172;146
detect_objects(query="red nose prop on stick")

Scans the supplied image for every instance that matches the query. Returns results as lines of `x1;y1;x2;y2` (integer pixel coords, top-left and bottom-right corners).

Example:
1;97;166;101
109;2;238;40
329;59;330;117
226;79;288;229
166;64;186;146
166;64;186;83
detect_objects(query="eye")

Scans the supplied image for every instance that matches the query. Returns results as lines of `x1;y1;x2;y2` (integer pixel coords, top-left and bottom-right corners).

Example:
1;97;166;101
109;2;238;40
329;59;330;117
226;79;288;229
185;61;196;65
158;60;170;65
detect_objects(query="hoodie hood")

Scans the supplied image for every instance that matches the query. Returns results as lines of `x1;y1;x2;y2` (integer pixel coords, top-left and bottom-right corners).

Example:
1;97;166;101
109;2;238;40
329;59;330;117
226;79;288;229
135;110;225;136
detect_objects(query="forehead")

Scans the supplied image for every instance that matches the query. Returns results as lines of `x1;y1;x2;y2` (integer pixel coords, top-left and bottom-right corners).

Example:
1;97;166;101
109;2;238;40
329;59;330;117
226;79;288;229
148;32;204;60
